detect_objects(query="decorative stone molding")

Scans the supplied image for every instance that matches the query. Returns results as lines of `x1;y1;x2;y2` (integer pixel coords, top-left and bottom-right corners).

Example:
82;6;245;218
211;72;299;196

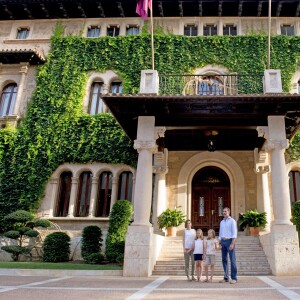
254;148;270;174
133;140;157;153
256;126;269;139
71;176;79;184
153;149;168;174
155;126;166;138
139;70;159;94
255;165;270;174
153;166;168;174
20;64;28;74
265;139;289;151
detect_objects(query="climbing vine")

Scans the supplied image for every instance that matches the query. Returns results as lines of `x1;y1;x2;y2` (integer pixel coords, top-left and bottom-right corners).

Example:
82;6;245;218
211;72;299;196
1;27;300;227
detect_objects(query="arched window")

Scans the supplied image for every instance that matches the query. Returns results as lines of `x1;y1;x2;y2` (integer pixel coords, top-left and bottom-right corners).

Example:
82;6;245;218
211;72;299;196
89;82;104;115
0;83;17;117
198;76;224;95
96;171;112;217
289;170;300;204
118;172;133;201
110;81;122;94
55;172;72;217
75;171;93;217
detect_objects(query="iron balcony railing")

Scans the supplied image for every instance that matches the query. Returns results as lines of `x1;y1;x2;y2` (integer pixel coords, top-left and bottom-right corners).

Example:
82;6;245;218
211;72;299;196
159;74;264;95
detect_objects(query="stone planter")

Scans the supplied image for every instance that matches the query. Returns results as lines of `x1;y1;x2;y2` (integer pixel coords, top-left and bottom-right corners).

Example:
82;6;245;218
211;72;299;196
167;227;177;237
249;227;260;236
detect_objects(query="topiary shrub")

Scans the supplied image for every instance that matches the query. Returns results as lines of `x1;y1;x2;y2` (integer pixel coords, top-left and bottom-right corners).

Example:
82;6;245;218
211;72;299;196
105;200;133;262
81;225;103;262
1;210;51;261
43;232;70;262
86;252;105;264
292;200;300;240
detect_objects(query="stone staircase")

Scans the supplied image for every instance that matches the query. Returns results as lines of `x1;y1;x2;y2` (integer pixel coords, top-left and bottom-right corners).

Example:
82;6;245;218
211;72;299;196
153;236;271;276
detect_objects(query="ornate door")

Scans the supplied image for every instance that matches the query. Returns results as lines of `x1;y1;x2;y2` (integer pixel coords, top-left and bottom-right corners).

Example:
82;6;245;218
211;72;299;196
191;167;230;233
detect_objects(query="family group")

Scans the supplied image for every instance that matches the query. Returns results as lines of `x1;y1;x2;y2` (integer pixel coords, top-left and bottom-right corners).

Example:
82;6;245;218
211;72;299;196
183;207;238;284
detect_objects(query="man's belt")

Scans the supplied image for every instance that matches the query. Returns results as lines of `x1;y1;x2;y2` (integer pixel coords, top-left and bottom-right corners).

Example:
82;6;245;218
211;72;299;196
221;237;231;240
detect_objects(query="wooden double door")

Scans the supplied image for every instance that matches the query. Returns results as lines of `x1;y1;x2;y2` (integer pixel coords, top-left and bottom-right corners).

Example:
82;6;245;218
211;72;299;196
192;186;230;233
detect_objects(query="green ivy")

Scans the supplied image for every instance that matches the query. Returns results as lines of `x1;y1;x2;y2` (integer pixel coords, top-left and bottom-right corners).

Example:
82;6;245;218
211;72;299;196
1;30;300;228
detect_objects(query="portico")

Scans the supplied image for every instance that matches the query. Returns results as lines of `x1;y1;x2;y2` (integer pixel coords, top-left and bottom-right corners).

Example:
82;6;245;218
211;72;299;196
103;70;300;276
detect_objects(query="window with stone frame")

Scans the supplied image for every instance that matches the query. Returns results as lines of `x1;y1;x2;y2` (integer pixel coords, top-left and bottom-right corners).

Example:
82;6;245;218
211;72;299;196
184;24;198;36
289;170;300;204
203;24;217;36
75;171;93;217
107;25;120;37
281;25;295;36
0;83;17;117
198;75;224;95
96;171;112;217
118;172;133;201
110;81;123;94
88;82;104;114
126;25;139;35
55;172;72;217
87;26;100;38
223;24;237;36
16;27;30;39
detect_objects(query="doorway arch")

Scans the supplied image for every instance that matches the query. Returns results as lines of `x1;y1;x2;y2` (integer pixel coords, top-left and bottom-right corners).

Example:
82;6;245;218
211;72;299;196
177;152;246;223
192;166;230;233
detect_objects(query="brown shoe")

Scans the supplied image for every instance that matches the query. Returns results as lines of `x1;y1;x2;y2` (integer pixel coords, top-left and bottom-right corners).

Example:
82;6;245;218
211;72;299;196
219;279;228;283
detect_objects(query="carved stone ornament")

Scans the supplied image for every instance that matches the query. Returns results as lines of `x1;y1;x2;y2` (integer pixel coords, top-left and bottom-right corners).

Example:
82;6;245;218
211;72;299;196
155;127;166;138
134;140;158;153
153;166;168;174
256;126;269;139
255;165;270;174
265;139;289;151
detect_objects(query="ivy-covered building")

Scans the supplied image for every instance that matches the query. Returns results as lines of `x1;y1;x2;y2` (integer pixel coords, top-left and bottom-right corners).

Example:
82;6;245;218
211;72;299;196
0;0;300;276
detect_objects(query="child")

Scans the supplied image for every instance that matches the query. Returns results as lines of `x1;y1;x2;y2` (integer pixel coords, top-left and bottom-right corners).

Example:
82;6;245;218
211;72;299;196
203;229;218;283
193;229;204;282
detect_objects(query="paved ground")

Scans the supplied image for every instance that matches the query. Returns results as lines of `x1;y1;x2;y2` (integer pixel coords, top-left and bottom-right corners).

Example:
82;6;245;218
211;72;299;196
0;275;300;300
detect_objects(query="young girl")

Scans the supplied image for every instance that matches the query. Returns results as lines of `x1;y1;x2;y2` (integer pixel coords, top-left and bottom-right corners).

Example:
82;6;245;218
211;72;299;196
193;229;204;282
203;229;219;283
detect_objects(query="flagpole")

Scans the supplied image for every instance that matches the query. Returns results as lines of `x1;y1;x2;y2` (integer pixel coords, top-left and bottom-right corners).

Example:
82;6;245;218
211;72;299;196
267;0;271;69
150;0;155;70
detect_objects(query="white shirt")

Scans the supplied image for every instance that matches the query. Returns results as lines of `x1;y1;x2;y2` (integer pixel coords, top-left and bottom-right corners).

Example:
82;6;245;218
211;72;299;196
184;229;196;249
219;216;237;240
193;239;204;254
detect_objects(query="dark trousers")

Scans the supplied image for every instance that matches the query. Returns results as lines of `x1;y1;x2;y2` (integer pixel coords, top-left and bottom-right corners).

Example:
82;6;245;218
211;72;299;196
221;239;237;281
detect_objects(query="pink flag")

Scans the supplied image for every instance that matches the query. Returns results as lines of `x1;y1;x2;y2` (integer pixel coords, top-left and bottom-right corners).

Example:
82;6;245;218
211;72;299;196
136;0;152;20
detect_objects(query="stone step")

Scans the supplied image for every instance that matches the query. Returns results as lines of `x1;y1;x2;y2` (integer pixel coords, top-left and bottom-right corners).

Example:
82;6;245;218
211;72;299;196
153;236;271;276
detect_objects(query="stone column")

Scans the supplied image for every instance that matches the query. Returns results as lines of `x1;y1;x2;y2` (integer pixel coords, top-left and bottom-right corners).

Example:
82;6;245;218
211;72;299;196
88;177;98;217
152;147;168;233
12;63;28;116
254;149;271;231
67;176;79;217
49;177;59;217
123;116;157;277
257;117;300;275
110;176;118;212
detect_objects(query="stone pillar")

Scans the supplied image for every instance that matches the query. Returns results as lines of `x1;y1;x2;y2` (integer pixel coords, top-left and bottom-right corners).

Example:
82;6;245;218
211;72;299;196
49;177;59;217
123;116;157;277
109;176;118;212
139;70;159;94
257;117;300;275
12;63;28;116
67;176;79;217
88;177;98;217
254;149;271;231
152;147;168;233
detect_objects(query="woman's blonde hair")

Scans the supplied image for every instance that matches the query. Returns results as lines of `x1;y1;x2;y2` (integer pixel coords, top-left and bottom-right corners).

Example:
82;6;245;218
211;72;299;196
207;229;216;239
195;229;203;240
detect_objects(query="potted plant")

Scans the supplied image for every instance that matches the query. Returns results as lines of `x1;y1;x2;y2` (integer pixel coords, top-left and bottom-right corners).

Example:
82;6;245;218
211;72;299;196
239;210;267;236
157;208;186;237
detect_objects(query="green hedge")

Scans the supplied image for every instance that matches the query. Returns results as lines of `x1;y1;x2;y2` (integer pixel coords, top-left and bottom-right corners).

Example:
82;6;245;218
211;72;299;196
105;200;133;262
1;30;300;227
81;225;103;262
43;232;70;262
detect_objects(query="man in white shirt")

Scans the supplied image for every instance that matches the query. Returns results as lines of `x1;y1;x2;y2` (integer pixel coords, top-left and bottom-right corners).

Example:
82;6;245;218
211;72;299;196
219;207;237;284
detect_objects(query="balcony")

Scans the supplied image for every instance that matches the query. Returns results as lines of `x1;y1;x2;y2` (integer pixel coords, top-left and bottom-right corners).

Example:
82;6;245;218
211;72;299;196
159;74;264;95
